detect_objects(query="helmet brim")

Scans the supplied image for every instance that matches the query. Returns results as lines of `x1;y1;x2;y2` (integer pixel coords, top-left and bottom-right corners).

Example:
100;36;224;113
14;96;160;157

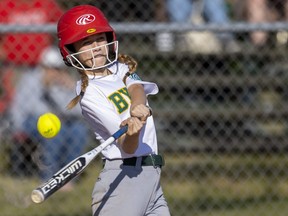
63;27;114;46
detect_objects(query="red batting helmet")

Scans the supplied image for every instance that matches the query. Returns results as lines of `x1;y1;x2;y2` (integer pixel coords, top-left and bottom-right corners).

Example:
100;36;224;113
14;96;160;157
57;5;116;66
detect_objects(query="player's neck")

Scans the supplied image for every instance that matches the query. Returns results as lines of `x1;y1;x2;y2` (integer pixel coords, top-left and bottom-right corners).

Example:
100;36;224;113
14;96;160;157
85;68;111;76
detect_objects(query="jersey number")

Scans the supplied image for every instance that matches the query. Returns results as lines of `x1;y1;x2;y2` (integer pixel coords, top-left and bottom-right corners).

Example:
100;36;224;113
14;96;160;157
108;87;130;114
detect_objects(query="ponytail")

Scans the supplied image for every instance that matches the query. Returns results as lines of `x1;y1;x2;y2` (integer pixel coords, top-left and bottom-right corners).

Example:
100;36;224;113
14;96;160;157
118;54;137;73
66;71;88;110
118;54;138;84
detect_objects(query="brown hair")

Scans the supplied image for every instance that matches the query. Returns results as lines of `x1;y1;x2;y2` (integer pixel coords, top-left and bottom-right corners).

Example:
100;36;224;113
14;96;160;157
66;53;138;110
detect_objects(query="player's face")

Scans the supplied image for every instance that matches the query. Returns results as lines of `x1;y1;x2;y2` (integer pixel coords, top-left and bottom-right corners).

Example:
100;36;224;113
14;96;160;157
73;33;108;68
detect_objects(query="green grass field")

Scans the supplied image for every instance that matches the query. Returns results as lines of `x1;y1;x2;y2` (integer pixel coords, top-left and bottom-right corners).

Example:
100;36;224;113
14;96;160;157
1;153;288;216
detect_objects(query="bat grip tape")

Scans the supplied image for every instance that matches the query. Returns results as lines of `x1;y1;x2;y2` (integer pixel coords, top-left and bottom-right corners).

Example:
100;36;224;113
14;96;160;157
112;125;128;140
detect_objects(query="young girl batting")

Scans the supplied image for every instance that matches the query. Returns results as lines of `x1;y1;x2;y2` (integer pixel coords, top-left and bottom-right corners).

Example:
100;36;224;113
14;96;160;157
57;5;170;216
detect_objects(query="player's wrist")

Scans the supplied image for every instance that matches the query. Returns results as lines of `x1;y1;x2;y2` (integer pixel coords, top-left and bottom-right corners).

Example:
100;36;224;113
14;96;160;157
145;105;153;116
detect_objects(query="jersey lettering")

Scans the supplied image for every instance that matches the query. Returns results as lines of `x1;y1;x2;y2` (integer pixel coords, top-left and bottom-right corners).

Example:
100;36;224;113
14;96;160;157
108;87;130;113
118;88;129;97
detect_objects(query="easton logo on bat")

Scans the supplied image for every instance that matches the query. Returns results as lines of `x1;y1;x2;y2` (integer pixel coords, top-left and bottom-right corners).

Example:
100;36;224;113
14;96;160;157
41;157;86;195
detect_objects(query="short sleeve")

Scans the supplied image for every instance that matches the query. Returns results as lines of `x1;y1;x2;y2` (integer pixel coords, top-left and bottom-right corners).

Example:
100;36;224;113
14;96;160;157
126;79;159;96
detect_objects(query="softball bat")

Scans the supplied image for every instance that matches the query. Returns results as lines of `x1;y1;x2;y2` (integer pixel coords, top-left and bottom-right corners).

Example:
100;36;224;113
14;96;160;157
31;125;128;203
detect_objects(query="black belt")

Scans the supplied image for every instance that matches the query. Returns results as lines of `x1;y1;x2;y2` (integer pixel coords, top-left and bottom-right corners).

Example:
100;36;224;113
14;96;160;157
104;154;165;167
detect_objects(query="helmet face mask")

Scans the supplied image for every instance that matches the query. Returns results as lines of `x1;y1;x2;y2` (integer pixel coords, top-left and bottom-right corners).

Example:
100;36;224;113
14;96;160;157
57;5;117;69
66;40;118;71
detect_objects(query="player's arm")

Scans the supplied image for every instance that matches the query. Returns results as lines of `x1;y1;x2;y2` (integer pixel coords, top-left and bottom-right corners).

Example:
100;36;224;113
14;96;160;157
128;83;151;121
118;84;150;154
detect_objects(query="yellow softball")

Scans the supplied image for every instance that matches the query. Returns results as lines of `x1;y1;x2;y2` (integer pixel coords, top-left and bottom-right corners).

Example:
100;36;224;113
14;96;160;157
37;113;61;139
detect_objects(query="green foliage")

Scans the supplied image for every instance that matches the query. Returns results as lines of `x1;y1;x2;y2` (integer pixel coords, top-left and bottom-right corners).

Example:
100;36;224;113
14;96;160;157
1;154;288;216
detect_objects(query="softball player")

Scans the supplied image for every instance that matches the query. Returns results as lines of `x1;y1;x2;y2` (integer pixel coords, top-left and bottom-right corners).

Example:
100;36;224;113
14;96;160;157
57;5;170;216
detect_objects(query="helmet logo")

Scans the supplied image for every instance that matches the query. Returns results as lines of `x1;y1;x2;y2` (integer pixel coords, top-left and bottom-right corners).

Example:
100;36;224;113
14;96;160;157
76;14;95;25
87;28;96;34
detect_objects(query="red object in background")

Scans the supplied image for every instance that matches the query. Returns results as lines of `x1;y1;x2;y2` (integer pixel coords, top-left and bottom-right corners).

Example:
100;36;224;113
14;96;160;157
0;69;15;113
0;0;64;66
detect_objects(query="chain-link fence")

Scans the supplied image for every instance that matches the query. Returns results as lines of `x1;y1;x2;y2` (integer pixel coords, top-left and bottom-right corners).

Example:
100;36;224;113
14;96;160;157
1;0;288;216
